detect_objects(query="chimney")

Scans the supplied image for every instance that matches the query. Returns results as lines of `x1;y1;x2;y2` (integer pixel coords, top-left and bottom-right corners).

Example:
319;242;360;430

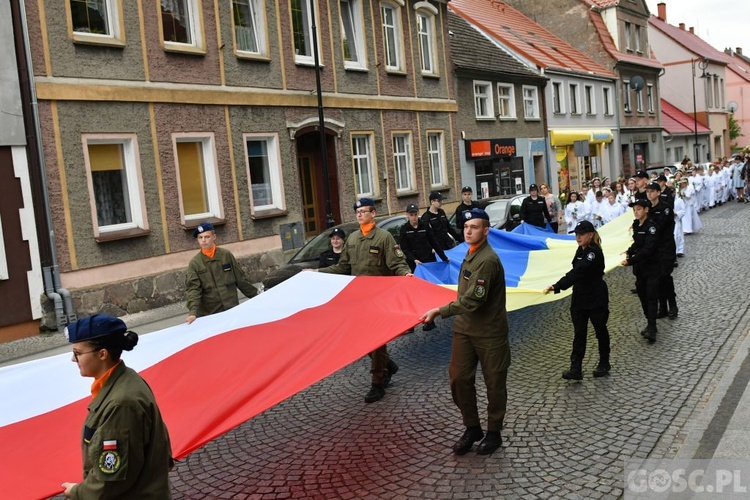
738;47;743;55
689;26;694;34
657;2;666;22
679;23;685;30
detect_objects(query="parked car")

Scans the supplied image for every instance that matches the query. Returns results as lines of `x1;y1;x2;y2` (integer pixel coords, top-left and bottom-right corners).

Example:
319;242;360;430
261;214;407;290
449;194;528;233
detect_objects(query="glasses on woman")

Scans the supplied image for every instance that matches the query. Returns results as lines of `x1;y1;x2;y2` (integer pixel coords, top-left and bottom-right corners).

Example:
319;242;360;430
72;349;100;362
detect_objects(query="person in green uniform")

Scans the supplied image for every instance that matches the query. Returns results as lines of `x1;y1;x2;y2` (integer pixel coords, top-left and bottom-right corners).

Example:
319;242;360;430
319;198;412;403
420;208;510;456
185;222;258;324
62;314;173;499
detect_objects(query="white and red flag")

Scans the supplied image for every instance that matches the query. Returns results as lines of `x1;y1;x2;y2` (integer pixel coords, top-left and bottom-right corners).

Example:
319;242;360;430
0;273;454;499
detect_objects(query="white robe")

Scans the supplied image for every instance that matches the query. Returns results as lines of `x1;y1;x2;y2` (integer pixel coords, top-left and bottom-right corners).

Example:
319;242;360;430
602;201;625;224
564;201;585;233
590;200;606;228
673;196;686;255
681;183;703;234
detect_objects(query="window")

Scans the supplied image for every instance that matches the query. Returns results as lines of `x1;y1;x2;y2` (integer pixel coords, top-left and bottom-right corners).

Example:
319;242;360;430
636;88;644;113
622;81;631;113
82;135;148;237
427;132;446;187
392;133;414;192
244;134;284;212
603;86;613;115
568;83;580;115
160;0;204;52
497;83;516;118
291;0;320;65
624;22;632;51
523;86;539;119
584;85;595;115
714;77;721;109
666;147;672;163
67;0;125;46
340;0;366;69
634;25;642;53
351;134;376;196
381;3;403;71
174;134;223;223
705;76;713;108
473;81;494;119
551;81;564;114
646;83;654;113
674;146;684;162
416;10;437;74
232;0;266;56
719;78;724;108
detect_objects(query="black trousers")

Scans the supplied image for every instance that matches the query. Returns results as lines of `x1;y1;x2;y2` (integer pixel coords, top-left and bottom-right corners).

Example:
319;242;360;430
569;307;610;369
636;274;660;332
658;259;677;305
550;222;559;234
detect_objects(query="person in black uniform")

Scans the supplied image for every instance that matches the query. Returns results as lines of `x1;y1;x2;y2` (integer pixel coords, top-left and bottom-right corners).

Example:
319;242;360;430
400;204;449;272
656;174;675;211
633;170;650;201
646;182;678;319
319;228;346;268
622;199;660;343
519;184;552;229
544;220;610;380
453;186;479;241
421;191;458;249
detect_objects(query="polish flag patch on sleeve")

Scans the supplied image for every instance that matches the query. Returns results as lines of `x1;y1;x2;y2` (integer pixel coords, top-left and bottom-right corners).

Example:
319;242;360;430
102;440;117;450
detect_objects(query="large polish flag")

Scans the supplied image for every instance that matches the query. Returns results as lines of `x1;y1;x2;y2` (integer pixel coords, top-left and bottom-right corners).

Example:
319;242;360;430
0;273;455;500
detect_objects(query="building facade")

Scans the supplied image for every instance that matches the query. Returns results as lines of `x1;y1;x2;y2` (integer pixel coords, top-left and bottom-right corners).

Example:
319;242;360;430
450;0;618;196
22;0;459;323
649;3;730;162
448;11;548;197
501;0;666;177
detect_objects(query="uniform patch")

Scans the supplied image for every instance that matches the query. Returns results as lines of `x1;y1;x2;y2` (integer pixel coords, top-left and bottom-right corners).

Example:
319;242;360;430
586;252;595;261
369;246;381;255
221;263;232;272
665;208;671;215
474;284;486;298
394;245;404;258
99;450;122;474
648;226;656;235
462;270;472;280
102;440;117;451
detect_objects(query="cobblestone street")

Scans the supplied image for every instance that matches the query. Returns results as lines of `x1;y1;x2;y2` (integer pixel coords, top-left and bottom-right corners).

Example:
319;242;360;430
168;203;748;499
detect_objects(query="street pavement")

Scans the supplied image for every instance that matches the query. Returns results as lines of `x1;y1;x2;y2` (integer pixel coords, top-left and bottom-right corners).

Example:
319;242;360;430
3;201;749;499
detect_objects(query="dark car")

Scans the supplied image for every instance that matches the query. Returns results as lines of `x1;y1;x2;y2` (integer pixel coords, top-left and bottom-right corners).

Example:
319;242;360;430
261;214;407;290
449;194;528;232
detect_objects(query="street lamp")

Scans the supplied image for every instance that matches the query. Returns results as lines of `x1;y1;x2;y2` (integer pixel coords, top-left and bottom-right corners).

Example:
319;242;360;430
691;58;709;163
309;0;335;228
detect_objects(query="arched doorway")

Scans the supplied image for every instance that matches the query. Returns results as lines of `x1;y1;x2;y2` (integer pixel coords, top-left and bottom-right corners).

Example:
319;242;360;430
295;129;341;237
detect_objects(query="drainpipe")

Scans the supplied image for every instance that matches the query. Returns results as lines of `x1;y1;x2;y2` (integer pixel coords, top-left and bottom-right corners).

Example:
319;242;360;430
16;0;76;328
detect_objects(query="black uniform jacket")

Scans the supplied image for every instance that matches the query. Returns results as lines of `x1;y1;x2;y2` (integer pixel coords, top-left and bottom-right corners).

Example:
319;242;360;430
659;187;675;211
552;244;608;310
625;219;660;276
318;249;342;268
519;196;551;228
399;220;448;267
421;208;457;249
648;201;676;262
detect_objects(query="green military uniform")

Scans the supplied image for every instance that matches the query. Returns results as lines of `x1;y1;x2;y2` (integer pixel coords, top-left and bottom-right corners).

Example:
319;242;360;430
319;226;410;386
438;240;510;432
71;362;173;499
185;247;258;318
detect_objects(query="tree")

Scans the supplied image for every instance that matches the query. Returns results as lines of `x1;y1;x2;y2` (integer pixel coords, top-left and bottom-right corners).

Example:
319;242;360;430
729;114;743;150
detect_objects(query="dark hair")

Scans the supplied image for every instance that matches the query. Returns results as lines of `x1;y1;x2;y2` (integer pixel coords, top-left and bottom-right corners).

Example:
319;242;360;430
89;330;139;361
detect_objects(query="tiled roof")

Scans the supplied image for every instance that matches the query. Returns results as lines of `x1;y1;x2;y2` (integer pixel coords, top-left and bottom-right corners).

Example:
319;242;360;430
585;0;620;7
447;11;545;80
648;15;728;64
450;0;616;79
587;7;663;69
660;99;710;135
723;51;750;84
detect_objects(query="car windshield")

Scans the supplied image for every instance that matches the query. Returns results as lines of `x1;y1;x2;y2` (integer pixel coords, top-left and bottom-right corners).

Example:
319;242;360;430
290;222;360;264
484;200;510;227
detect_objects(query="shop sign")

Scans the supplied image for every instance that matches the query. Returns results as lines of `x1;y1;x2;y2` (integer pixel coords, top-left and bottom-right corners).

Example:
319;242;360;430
465;138;517;160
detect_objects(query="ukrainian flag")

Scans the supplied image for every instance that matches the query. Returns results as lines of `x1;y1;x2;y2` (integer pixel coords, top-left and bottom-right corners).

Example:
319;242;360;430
415;212;634;311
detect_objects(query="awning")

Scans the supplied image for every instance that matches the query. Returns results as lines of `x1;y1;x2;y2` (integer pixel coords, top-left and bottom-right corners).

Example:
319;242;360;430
549;129;614;146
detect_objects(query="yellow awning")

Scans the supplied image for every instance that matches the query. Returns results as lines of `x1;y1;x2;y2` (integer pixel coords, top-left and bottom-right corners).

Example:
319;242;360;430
549;129;613;146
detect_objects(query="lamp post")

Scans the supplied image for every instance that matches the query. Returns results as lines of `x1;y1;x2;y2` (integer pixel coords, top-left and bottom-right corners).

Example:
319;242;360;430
309;0;335;229
691;58;709;163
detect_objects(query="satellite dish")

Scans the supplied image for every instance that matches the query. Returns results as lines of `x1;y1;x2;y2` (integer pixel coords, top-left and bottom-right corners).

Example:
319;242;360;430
728;101;738;113
629;75;646;91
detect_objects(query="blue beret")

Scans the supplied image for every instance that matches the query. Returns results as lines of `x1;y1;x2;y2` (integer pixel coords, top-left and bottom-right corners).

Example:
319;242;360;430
464;208;489;221
353;198;375;210
193;222;215;238
65;314;127;343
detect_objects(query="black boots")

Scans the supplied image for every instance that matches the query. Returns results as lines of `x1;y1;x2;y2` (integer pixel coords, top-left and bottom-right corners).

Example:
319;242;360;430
452;426;484;455
562;367;583;380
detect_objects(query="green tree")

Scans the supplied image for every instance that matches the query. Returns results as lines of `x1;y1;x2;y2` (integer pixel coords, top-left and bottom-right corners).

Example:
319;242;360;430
729;114;743;150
